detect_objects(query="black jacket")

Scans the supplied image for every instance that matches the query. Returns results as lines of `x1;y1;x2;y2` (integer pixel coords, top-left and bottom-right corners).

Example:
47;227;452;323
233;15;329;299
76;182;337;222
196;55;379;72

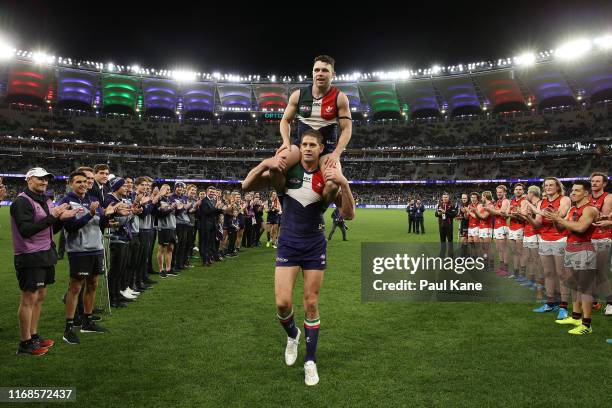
90;182;110;204
435;202;458;226
198;197;222;229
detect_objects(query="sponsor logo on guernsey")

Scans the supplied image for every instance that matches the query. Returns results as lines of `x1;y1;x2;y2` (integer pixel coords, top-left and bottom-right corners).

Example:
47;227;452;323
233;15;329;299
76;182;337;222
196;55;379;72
276;257;288;263
301;105;312;112
289;178;301;184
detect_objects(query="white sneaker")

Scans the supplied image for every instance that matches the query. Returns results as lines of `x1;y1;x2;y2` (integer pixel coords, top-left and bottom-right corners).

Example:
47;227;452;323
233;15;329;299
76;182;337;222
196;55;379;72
120;290;137;300
285;328;300;366
125;288;140;296
304;361;319;386
605;304;612;316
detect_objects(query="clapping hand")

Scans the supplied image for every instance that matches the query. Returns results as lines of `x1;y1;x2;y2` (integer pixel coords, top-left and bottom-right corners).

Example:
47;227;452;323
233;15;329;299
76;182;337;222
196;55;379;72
90;201;100;216
51;203;70;219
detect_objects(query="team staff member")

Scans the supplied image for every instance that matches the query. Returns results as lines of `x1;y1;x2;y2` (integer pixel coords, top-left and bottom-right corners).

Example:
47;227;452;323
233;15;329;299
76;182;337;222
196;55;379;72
435;193;457;257
11;167;79;355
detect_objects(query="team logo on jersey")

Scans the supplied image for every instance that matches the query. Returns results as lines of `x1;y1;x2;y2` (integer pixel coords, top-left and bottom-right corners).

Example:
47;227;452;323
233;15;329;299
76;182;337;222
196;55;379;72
325;105;334;113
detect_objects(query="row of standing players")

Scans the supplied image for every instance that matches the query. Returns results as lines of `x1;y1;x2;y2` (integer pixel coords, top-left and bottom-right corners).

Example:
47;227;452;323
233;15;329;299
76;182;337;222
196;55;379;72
11;164;283;355
449;175;612;339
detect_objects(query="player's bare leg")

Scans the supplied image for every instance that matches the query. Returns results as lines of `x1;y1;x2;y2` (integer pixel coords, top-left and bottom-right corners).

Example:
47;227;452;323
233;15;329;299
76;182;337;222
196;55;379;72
275;266;301;366
319;153;342;197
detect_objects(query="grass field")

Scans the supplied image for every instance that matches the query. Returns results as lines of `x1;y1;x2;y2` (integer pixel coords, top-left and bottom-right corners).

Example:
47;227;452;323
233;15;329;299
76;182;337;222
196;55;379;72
0;207;611;407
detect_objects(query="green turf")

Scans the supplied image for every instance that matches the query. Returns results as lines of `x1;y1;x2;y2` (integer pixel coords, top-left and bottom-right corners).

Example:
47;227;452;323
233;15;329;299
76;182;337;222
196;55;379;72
0;208;610;407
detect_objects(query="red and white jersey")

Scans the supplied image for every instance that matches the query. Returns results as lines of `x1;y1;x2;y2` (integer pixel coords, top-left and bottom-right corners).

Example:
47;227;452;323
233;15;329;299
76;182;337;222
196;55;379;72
493;199;508;229
566;203;596;245
478;204;492;229
509;196;526;230
468;204;479;228
524;202;541;238
539;196;568;241
589;192;611;239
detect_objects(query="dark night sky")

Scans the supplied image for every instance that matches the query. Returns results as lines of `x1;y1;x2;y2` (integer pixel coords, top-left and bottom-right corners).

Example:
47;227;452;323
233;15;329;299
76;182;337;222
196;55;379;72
1;1;612;75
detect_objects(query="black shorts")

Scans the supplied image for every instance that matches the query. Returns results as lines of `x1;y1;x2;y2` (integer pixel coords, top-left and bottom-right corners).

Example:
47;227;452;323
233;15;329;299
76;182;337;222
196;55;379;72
158;229;178;246
68;254;104;279
16;266;55;292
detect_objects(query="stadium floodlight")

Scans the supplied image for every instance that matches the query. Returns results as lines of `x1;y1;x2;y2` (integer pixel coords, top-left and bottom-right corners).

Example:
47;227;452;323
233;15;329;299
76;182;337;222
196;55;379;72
33;51;53;64
431;65;442;75
555;39;592;60
0;41;15;60
173;70;196;82
593;35;612;50
107;62;115;71
515;52;536;66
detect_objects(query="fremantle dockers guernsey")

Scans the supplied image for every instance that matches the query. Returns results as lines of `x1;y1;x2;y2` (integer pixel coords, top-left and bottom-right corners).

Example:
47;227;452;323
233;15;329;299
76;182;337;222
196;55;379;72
278;164;328;240
297;86;340;145
589;192;611;239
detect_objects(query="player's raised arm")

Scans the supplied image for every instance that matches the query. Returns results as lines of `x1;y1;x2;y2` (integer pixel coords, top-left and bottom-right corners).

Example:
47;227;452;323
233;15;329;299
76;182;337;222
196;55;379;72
325;167;355;220
278;91;300;155
325;92;352;168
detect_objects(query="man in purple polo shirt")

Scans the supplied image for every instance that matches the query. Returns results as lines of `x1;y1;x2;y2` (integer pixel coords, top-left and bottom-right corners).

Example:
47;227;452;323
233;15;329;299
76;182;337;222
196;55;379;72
10;167;80;356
